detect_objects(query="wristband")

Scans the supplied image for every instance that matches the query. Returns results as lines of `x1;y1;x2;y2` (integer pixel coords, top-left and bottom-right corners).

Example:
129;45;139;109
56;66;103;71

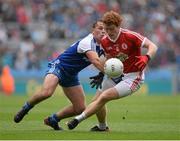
146;54;151;61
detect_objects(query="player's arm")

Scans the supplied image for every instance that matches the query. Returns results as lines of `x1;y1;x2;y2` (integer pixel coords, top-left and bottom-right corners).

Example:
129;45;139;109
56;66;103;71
86;50;105;89
86;50;104;73
143;38;158;59
135;38;158;71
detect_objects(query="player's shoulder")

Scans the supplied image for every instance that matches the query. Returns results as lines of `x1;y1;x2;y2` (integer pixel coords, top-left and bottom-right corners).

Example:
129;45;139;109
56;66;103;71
77;33;96;52
121;28;138;35
121;28;144;41
82;33;93;41
79;33;93;45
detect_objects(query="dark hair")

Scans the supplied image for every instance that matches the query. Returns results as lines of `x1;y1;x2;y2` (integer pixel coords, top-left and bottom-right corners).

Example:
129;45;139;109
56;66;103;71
92;20;103;28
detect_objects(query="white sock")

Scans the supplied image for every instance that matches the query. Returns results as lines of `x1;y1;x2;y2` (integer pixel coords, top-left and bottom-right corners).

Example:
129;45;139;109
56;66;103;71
99;122;107;130
75;112;86;122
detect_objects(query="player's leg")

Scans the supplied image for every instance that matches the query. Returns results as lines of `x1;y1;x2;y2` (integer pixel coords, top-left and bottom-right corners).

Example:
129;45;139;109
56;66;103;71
44;85;86;130
67;87;119;130
89;73;144;131
57;85;86;118
90;72;142;131
67;73;144;130
14;74;59;123
90;106;109;131
28;74;59;105
90;91;109;131
90;77;116;131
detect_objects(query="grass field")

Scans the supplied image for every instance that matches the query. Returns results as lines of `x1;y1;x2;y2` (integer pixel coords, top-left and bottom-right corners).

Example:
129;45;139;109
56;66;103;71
0;93;180;140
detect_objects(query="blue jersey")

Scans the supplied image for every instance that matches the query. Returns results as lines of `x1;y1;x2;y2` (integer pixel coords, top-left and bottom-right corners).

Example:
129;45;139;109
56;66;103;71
46;34;104;87
57;34;104;75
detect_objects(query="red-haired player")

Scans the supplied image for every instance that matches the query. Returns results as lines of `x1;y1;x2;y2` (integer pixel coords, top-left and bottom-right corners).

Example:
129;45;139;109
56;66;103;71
67;11;158;131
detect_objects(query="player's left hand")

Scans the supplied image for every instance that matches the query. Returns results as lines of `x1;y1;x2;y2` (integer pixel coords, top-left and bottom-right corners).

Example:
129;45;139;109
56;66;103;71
89;72;104;89
135;55;151;71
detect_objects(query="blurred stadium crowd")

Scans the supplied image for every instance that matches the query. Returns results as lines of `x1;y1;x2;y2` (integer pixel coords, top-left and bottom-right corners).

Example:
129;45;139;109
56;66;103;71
0;0;179;71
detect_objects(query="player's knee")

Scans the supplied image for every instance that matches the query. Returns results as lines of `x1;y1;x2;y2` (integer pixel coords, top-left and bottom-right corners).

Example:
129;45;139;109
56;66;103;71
41;89;53;98
99;94;109;103
74;105;86;114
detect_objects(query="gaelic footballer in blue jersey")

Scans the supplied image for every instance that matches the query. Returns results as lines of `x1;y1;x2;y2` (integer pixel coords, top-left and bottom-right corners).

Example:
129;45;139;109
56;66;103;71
46;33;104;87
14;21;106;130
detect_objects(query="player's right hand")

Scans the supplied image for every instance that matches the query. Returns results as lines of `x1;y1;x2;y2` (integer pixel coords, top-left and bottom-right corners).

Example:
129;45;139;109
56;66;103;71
89;72;104;89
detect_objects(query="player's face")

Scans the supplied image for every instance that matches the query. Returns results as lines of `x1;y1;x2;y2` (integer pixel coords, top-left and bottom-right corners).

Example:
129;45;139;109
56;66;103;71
93;22;105;43
104;24;120;40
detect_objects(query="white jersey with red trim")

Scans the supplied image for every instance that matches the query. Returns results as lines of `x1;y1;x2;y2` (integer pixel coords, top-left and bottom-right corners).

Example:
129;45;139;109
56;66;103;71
101;28;146;73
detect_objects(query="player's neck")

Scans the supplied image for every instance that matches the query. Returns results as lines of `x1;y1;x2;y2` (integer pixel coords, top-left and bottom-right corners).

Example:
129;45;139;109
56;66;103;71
108;28;121;42
96;40;101;44
110;35;118;40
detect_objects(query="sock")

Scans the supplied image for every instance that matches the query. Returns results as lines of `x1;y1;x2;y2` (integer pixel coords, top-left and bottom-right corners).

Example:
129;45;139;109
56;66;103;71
99;122;107;130
23;102;33;111
52;114;60;122
75;112;86;122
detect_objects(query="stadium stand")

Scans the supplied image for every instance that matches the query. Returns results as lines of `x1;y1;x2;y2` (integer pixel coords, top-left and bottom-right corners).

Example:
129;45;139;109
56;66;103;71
0;0;179;94
0;0;179;70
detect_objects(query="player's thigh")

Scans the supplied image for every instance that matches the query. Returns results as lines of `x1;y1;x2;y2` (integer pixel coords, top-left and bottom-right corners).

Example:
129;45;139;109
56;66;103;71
42;74;59;94
101;78;115;92
96;78;119;102
99;87;119;102
62;85;85;107
114;80;141;98
93;77;112;100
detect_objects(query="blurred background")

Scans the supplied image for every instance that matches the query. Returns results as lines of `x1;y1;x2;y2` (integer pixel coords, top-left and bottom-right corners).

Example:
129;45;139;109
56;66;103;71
0;0;179;96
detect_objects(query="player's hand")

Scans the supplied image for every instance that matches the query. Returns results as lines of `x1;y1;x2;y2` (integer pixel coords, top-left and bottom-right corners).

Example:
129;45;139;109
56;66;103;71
89;72;104;89
135;55;151;71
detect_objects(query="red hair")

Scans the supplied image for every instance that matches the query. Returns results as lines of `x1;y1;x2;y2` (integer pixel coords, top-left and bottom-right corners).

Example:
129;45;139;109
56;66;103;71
102;11;123;27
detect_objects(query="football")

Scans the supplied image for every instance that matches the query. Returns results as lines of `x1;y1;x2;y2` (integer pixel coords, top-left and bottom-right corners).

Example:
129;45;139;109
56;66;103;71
104;58;124;77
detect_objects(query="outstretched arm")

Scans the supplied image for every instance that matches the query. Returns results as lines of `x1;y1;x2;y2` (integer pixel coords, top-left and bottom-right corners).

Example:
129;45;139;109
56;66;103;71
86;51;106;89
86;51;105;73
135;38;158;71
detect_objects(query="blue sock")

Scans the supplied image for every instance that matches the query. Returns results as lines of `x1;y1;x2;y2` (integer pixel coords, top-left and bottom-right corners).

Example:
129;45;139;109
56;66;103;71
52;114;60;122
23;102;33;111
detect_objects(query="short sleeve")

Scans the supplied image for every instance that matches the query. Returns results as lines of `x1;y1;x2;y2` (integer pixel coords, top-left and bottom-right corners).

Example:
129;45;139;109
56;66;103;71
127;31;146;48
77;34;93;53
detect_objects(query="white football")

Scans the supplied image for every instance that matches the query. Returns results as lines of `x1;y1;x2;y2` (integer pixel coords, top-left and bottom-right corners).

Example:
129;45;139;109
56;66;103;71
104;58;124;77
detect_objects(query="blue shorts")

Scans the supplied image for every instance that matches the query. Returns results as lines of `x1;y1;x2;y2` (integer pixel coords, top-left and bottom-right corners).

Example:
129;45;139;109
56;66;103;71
45;59;80;87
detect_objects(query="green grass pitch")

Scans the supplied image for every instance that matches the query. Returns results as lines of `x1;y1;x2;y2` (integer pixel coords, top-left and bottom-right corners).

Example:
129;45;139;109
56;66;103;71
0;92;180;140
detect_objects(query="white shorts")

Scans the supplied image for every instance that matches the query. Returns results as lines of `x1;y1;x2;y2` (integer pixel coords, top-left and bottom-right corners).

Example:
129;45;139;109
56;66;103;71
100;72;144;98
